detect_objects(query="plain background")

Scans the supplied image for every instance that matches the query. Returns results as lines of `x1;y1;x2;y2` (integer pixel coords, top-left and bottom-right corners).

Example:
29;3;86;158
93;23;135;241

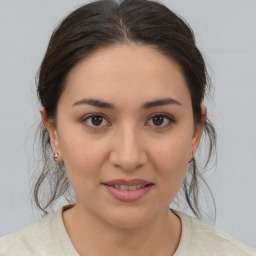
0;0;255;248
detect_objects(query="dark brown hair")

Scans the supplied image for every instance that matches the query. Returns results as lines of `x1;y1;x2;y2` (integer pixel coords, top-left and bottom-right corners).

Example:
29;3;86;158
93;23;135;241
34;0;216;220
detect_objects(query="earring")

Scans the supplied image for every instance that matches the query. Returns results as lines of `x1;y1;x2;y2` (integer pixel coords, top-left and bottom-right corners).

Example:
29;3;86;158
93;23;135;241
53;152;59;160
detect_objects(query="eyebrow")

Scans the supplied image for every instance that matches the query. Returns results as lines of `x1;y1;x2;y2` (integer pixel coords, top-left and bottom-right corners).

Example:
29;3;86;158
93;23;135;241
142;98;182;109
72;98;114;109
72;97;182;109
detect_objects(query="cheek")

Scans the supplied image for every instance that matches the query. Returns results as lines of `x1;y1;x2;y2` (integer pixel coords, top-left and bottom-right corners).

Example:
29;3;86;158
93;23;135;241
150;142;189;204
150;134;191;183
58;132;109;183
153;134;191;164
60;139;110;203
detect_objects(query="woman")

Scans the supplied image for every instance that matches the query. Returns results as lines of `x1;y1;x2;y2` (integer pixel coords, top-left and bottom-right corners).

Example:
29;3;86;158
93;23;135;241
0;0;255;255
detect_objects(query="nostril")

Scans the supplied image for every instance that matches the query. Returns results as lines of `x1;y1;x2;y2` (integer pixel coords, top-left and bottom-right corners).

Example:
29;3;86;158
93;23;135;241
108;148;147;171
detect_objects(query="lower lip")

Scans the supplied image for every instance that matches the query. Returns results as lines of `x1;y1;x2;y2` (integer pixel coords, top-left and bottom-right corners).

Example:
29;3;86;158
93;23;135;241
103;185;153;202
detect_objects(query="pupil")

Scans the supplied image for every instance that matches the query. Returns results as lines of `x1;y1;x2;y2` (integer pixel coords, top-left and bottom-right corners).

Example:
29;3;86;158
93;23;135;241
92;116;103;126
153;116;163;126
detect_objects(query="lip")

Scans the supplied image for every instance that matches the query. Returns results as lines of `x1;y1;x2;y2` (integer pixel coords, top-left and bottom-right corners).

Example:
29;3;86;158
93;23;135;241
102;179;153;186
102;179;154;202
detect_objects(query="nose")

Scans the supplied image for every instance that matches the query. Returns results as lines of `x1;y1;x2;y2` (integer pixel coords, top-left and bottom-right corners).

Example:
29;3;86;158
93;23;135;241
109;125;148;172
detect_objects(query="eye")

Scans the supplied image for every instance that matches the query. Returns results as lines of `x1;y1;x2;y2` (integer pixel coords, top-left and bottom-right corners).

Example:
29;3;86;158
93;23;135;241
146;113;174;127
81;114;109;128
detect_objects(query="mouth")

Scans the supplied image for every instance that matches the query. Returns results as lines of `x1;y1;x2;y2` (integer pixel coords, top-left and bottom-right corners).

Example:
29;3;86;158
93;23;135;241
102;179;154;202
104;184;152;191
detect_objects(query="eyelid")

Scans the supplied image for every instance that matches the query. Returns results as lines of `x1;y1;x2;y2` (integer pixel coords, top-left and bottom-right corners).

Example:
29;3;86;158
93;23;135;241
80;112;175;129
81;113;111;128
145;112;175;127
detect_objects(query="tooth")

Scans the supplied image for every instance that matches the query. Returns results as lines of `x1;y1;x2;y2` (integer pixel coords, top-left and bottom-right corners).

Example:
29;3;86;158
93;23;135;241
120;185;128;190
129;185;137;191
111;184;149;190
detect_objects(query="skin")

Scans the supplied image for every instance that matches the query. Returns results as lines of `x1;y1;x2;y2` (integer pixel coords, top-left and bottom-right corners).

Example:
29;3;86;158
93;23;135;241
41;44;206;256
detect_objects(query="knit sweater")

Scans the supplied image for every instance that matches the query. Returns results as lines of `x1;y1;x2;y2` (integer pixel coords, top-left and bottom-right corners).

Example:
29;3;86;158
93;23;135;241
0;205;255;255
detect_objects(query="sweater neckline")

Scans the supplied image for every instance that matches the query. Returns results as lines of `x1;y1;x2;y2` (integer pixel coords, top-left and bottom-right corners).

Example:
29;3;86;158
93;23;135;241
53;204;189;256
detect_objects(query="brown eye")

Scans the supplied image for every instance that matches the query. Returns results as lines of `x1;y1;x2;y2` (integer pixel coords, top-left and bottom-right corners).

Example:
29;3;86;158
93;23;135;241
82;114;109;128
152;116;164;126
146;114;174;128
91;115;103;126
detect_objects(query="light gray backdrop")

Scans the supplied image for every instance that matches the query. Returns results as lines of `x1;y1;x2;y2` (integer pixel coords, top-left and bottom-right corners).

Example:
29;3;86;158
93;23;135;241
0;0;255;248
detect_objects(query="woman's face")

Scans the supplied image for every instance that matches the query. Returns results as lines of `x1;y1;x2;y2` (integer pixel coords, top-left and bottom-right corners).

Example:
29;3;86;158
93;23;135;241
45;44;203;228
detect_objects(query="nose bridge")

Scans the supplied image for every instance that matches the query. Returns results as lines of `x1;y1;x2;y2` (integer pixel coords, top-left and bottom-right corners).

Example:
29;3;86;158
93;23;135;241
109;122;147;171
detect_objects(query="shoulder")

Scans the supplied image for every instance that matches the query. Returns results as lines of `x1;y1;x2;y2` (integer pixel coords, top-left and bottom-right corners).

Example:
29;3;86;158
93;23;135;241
174;211;256;256
0;209;63;255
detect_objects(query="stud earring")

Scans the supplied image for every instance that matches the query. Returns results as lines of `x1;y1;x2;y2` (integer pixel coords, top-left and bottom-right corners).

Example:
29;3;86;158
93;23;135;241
53;152;59;160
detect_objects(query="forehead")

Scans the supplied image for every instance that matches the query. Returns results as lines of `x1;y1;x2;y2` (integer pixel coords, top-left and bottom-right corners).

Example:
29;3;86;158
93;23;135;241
61;44;191;108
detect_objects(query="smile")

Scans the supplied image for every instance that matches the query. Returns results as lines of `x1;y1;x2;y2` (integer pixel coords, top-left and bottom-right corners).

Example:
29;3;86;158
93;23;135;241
102;180;154;202
107;184;150;191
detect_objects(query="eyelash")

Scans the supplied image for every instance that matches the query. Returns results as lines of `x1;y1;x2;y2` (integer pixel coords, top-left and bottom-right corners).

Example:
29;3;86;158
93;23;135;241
81;113;175;129
81;113;110;128
146;113;175;128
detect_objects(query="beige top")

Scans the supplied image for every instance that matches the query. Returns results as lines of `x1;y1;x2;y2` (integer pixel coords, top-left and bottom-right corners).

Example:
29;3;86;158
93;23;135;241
0;205;255;256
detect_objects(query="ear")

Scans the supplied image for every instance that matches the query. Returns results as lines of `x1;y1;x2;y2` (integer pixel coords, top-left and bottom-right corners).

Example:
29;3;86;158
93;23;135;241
190;105;207;159
40;107;63;162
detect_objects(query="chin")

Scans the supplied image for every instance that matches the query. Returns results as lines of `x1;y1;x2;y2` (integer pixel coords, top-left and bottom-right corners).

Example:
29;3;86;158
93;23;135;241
101;206;156;229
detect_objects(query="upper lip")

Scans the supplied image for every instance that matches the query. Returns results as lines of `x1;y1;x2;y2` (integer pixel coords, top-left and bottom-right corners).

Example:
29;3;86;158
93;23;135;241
102;179;154;186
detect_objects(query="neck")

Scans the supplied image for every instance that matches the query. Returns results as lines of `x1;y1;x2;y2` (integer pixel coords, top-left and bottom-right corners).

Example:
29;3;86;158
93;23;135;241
63;204;181;256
